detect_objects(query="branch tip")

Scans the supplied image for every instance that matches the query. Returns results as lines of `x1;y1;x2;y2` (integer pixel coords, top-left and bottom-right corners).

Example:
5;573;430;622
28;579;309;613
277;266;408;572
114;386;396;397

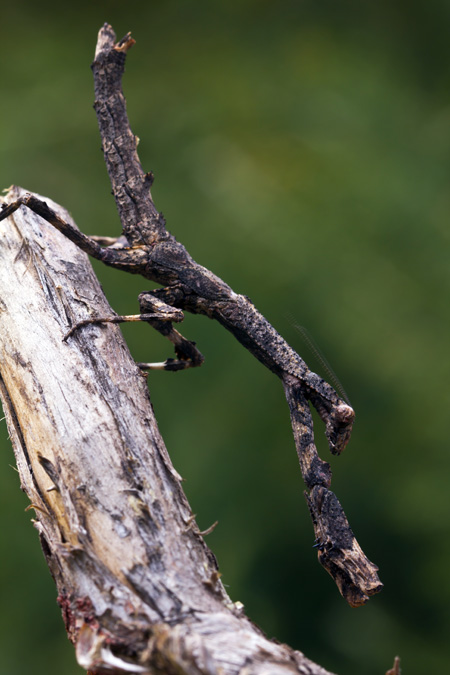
94;23;116;60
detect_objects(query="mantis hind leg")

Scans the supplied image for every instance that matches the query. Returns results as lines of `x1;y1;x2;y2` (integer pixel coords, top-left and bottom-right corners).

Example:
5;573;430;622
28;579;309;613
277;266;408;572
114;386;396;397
0;194;106;260
0;192;149;276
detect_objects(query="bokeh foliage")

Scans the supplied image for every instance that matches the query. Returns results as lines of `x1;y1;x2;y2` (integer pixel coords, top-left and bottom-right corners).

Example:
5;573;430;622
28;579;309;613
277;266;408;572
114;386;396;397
0;1;449;673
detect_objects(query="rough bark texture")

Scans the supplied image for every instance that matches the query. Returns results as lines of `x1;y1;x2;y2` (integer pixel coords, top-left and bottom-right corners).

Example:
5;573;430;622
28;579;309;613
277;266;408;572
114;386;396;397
0;185;335;674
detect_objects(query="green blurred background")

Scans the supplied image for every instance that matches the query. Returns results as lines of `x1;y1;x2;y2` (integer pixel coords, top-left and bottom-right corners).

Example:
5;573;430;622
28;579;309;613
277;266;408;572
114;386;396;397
0;1;449;673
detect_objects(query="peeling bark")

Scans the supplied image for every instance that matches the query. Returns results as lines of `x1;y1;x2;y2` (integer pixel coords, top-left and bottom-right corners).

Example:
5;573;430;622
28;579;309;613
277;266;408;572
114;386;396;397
0;186;336;674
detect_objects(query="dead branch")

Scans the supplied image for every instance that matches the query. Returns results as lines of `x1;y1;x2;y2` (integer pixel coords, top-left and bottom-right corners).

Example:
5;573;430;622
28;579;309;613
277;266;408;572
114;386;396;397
0;185;335;674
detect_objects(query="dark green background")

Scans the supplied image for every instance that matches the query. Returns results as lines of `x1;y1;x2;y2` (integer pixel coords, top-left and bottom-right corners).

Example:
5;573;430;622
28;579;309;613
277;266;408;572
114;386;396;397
1;2;449;673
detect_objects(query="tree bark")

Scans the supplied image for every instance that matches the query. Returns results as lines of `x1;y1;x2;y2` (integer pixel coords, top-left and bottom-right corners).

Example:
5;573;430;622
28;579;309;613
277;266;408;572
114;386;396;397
0;185;335;674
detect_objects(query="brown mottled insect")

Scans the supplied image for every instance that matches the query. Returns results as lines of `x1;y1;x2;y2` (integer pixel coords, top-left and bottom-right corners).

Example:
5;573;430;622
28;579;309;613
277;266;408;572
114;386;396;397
0;24;381;606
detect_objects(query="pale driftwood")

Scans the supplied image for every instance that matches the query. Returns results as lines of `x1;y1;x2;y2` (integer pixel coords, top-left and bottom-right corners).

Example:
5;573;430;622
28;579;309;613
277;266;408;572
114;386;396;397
0;185;335;674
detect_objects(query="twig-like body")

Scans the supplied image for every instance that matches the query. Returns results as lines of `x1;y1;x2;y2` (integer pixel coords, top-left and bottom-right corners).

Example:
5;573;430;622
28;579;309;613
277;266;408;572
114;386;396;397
0;24;382;608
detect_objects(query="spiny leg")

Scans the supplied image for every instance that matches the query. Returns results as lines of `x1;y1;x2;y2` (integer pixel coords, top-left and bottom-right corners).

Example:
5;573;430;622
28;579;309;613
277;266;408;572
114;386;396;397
64;291;204;372
137;291;204;371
